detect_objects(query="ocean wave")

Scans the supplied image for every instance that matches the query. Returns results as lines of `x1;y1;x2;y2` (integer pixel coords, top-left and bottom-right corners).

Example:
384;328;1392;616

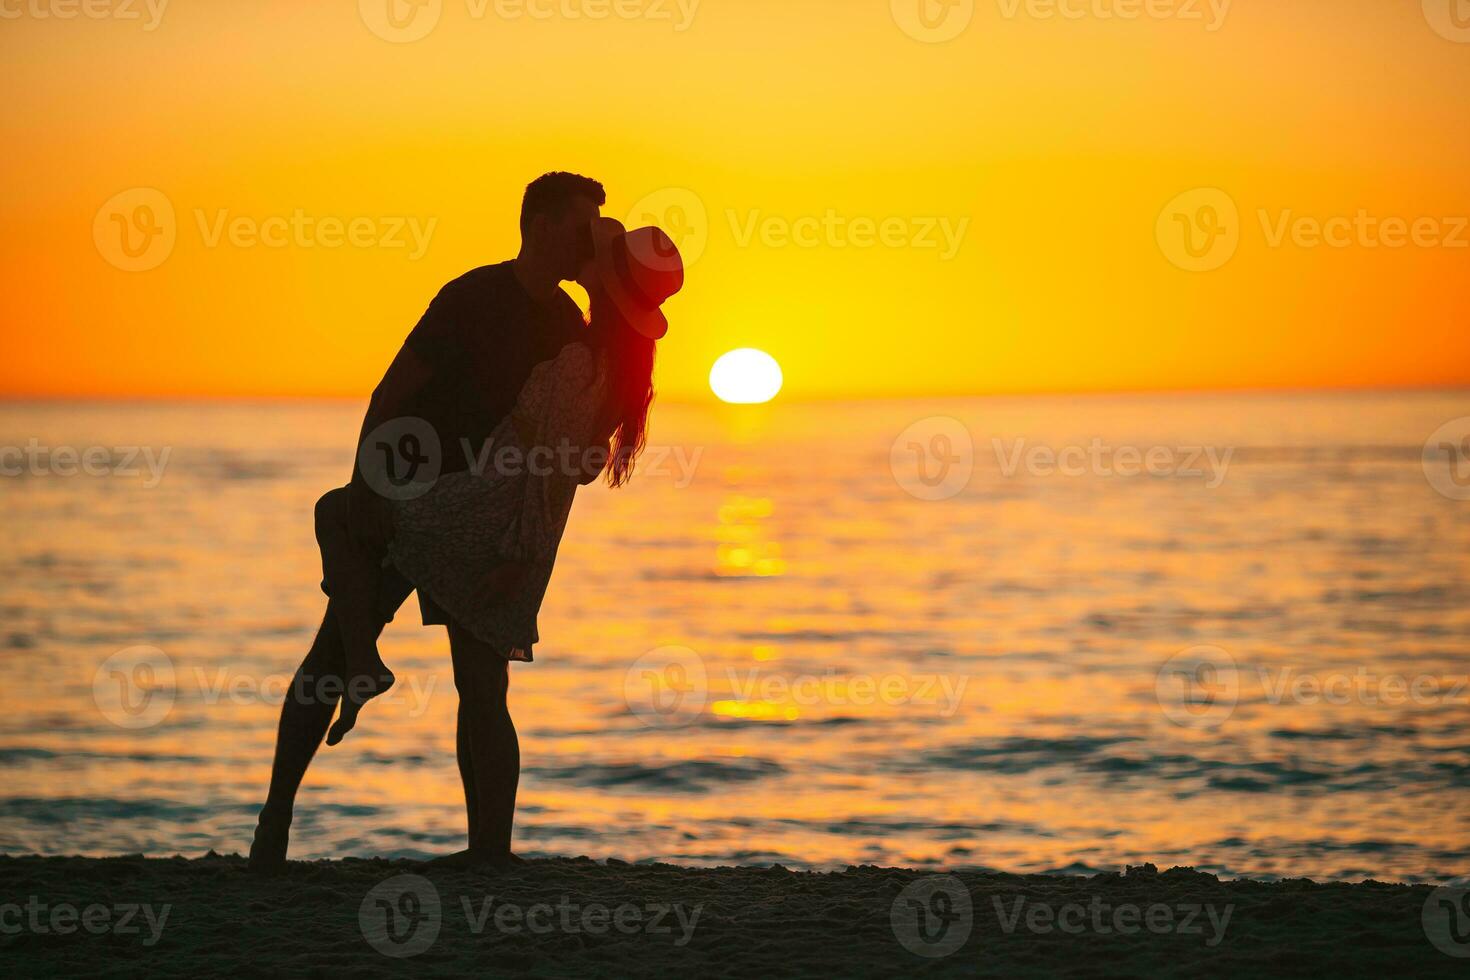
913;735;1470;794
524;758;786;793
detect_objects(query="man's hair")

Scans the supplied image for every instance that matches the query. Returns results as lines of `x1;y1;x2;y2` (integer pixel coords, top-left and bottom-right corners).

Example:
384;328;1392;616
521;172;606;235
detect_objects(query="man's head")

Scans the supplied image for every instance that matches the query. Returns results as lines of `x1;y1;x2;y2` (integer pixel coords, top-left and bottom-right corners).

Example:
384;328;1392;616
520;171;605;281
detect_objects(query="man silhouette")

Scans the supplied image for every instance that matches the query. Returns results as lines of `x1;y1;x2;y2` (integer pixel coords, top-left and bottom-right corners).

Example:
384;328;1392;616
248;172;605;872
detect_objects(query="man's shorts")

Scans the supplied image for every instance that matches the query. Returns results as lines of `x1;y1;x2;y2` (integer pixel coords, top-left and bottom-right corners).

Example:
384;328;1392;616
318;565;450;628
315;483;453;629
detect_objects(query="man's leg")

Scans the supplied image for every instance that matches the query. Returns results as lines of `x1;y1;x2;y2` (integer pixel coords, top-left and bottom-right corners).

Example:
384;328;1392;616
447;623;519;862
456;692;480;845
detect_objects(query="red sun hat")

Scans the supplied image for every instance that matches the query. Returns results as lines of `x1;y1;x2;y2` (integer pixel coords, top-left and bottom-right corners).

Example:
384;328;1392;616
589;217;684;340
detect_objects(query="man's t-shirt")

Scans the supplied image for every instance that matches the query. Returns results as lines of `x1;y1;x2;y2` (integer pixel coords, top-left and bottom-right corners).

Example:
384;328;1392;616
402;261;586;476
391;260;585;626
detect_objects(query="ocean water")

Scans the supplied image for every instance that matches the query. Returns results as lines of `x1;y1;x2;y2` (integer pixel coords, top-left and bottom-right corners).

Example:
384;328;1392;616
1;391;1467;883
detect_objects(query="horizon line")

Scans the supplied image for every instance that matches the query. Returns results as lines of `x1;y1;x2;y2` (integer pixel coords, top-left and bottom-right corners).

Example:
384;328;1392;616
0;379;1467;407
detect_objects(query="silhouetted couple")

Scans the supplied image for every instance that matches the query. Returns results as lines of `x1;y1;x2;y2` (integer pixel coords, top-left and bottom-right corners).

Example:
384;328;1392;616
249;173;684;872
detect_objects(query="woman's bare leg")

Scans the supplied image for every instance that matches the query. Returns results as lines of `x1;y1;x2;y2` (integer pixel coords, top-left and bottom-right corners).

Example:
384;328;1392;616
314;488;395;745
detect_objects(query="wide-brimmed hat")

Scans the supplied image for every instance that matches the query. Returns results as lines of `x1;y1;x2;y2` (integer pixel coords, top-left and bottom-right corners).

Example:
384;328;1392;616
589;217;683;340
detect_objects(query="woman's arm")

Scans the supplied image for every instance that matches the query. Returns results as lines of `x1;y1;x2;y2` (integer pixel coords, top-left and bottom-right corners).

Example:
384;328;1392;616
513;344;602;560
475;344;603;606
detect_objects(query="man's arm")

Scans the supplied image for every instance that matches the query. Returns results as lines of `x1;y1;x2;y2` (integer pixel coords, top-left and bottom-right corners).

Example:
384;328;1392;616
349;276;463;495
346;342;433;533
351;344;433;479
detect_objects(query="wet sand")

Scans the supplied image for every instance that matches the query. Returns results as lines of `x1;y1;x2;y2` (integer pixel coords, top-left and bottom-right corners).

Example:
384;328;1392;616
0;854;1461;977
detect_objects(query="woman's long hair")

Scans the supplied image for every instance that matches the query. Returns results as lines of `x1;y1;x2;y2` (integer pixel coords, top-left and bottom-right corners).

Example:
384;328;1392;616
589;292;656;488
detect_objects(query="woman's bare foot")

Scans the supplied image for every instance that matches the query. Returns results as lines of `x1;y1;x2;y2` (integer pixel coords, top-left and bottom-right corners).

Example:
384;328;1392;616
325;656;395;746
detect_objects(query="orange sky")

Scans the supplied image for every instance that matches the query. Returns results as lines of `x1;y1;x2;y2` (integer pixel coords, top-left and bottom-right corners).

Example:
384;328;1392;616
2;0;1468;400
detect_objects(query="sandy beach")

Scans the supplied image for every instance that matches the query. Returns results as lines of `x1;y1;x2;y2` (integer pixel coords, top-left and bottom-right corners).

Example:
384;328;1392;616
0;854;1461;977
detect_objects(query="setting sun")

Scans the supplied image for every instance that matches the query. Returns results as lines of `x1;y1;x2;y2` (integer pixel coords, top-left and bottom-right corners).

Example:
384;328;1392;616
709;349;783;405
